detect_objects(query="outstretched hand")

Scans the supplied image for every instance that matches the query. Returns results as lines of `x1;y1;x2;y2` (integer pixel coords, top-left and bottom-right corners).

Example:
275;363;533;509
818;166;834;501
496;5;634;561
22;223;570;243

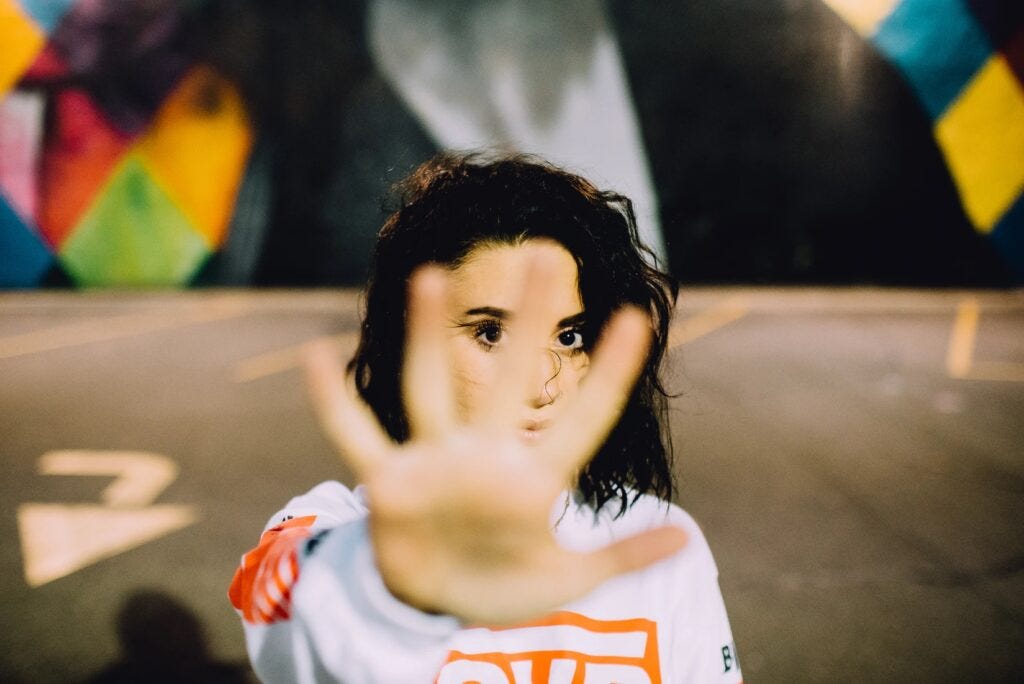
302;261;687;625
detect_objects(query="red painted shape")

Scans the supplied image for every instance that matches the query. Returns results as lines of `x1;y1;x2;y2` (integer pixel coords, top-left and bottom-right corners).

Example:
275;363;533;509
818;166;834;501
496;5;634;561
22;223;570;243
23;44;70;82
37;89;134;248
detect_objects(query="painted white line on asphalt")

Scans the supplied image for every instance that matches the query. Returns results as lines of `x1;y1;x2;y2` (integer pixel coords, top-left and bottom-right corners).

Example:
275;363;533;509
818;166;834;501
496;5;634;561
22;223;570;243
18;450;198;587
38;450;178;508
18;503;197;588
0;297;249;360
668;296;748;349
234;332;359;383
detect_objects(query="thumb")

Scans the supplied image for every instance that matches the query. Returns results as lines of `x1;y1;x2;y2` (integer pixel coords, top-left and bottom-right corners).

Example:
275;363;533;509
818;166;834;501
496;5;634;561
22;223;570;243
587;525;689;582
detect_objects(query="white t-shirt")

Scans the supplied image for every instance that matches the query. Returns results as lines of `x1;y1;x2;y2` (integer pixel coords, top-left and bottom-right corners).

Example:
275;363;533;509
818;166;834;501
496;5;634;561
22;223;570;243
230;481;742;683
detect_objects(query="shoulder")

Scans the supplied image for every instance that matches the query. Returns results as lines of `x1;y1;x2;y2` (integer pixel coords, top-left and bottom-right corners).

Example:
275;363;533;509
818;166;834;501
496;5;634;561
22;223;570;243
608;494;703;538
558;493;717;573
263;480;369;532
617;495;719;579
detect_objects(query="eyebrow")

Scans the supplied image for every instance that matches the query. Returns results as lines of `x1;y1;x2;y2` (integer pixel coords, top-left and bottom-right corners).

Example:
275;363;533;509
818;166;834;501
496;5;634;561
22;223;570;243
463;307;586;328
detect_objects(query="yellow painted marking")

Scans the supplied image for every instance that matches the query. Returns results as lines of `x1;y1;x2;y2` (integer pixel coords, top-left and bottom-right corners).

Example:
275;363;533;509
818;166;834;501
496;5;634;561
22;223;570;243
0;298;248;360
18;450;197;587
947;297;1024;382
234;331;359;383
668;296;748;349
946;297;979;378
0;0;45;98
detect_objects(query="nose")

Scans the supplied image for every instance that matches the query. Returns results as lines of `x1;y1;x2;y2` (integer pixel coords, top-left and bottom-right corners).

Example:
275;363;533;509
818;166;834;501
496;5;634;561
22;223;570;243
530;349;561;407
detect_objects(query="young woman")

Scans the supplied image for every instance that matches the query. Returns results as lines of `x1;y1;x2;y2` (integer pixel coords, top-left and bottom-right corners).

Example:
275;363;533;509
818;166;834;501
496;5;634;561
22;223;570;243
229;153;742;683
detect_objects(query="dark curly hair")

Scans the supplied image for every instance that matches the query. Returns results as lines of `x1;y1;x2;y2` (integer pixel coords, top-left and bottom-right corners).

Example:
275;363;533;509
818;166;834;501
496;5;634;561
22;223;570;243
350;152;678;517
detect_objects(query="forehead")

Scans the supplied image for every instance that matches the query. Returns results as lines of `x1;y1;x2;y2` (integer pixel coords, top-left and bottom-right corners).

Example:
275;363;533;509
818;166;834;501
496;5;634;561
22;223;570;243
447;240;582;313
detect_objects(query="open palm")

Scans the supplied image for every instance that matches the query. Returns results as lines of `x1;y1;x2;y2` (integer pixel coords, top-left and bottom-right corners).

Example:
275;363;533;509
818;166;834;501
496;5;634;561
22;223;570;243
303;263;687;625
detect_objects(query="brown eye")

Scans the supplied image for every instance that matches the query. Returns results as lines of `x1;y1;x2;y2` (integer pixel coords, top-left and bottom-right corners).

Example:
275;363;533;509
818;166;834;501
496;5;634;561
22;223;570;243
556;329;584;350
474;322;503;347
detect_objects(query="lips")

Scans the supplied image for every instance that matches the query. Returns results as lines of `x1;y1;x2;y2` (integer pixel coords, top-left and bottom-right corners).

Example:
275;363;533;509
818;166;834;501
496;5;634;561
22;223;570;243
519;419;550;444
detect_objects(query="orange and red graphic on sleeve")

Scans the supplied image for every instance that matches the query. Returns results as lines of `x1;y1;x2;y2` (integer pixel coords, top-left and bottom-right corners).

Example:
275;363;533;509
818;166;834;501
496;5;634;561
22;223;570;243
437;612;661;683
229;515;317;624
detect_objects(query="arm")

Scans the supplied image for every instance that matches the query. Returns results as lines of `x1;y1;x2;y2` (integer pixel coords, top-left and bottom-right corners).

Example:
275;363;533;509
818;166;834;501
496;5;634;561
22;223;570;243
229;481;460;682
228;481;365;626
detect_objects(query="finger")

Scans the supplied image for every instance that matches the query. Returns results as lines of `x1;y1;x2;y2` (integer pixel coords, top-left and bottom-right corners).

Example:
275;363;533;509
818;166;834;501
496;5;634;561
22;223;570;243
302;338;393;478
476;245;561;430
539;306;652;471
583;525;689;583
403;266;456;439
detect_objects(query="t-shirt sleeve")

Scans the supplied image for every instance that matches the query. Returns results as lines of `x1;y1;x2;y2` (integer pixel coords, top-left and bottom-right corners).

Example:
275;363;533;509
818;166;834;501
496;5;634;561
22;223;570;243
228;481;459;683
228;481;366;626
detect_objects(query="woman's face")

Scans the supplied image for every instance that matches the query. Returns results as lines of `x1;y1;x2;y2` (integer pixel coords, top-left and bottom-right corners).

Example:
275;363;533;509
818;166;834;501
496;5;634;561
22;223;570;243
444;239;589;444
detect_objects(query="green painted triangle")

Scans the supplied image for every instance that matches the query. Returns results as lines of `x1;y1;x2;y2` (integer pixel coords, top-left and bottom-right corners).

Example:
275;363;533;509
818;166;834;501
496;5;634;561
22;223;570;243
59;154;210;286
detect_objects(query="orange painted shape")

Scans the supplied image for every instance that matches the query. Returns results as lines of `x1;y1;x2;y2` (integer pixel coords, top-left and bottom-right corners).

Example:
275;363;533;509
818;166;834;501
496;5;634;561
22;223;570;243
228;515;316;625
137;66;253;249
38;90;134;248
0;0;45;98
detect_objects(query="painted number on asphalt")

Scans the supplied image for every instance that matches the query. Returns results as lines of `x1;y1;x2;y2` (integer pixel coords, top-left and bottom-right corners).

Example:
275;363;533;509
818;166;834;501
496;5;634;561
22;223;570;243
16;450;199;587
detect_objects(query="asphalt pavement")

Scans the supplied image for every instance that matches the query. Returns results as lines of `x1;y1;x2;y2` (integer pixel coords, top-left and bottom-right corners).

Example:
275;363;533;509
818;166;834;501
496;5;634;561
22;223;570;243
1;288;1022;683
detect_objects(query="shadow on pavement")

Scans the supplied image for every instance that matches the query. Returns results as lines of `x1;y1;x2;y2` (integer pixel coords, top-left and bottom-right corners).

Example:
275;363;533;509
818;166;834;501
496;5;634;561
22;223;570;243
85;589;254;684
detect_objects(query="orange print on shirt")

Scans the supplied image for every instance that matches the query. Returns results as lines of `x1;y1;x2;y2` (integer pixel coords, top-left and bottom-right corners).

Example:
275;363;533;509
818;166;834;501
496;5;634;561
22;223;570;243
228;515;317;624
436;611;660;684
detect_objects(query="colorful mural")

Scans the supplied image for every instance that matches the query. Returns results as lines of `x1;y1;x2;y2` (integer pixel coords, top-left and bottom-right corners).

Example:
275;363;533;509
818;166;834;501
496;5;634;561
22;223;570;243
823;0;1024;273
1;0;1022;287
0;0;251;287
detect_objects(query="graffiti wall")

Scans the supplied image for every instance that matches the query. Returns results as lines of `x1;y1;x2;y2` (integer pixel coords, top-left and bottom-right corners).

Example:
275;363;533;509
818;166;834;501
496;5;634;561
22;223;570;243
1;0;1022;287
